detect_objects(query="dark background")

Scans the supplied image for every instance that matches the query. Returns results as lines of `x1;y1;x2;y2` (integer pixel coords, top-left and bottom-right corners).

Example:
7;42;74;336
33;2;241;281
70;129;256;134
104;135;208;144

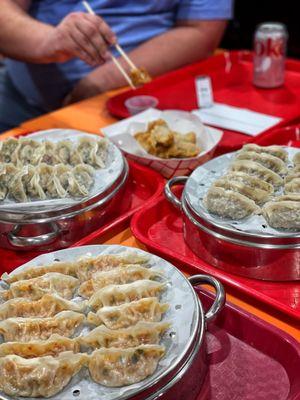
221;0;299;58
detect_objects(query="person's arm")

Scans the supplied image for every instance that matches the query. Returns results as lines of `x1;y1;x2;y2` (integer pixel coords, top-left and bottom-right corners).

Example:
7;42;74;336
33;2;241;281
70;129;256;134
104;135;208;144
0;0;116;64
64;20;227;104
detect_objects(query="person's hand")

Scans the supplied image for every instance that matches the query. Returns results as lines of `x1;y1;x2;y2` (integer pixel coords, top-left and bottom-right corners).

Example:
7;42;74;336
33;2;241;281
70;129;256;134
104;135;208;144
39;12;116;65
63;71;105;105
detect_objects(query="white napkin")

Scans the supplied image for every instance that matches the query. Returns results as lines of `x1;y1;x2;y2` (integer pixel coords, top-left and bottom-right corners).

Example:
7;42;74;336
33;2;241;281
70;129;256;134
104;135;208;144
192;103;282;136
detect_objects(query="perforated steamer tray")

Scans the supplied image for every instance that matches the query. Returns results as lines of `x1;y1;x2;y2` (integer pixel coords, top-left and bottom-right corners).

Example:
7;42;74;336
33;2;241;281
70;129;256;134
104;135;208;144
0;130;124;213
0;245;199;400
185;146;300;237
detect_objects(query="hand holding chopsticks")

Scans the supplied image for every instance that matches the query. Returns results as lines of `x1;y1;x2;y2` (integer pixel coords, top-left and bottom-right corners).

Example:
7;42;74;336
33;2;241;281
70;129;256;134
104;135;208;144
82;0;137;89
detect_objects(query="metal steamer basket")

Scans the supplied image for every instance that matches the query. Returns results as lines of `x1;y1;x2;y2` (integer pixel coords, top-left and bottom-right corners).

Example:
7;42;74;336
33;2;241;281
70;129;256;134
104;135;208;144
0;245;225;400
165;150;300;281
0;131;129;252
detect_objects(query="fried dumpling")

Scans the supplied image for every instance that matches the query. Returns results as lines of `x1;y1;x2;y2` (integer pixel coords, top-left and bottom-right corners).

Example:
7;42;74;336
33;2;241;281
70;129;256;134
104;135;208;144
0;351;87;398
79;265;162;298
76;251;149;281
262;199;300;230
203;186;260;219
212;178;270;204
0;294;86;320
0;311;85;342
0;334;79;358
236;151;288;175
224;171;274;194
87;298;169;329
229;160;283;187
1;260;76;284
88;345;165;387
293;152;300;165
285;178;300;194
241;144;288;162
88;280;166;310
0;272;79;301
0;138;19;163
80;321;170;349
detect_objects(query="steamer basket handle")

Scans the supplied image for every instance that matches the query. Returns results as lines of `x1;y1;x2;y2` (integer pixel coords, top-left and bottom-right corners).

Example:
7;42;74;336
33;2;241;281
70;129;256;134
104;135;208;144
164;176;188;210
7;223;60;248
189;274;225;322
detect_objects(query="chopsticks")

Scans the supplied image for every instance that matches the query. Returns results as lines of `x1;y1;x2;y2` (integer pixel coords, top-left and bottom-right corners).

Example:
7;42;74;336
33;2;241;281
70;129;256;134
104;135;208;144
82;1;136;89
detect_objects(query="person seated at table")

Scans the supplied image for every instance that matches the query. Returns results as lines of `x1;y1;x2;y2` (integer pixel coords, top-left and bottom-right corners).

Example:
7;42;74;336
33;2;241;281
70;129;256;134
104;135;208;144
0;0;233;133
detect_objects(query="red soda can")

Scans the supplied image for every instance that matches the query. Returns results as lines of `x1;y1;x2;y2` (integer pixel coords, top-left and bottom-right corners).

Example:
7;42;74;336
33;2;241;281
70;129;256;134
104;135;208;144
253;22;288;88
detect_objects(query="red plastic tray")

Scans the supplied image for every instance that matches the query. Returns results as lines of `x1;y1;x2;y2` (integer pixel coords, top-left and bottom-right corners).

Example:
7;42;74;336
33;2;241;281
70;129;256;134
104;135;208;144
131;189;300;321
0;160;165;273
107;51;300;154
251;124;300;147
197;289;300;400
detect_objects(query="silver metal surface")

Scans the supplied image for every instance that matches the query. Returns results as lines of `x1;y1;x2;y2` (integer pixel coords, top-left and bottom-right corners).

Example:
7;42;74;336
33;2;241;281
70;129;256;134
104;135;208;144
164;176;187;210
189;275;226;322
7;223;59;248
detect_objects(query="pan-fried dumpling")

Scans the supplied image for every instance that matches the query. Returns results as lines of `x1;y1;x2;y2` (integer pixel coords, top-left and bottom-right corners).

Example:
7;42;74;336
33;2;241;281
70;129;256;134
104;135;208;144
7;166;28;202
0;351;87;398
236;151;288;175
0;272;79;301
262;199;300;230
285;172;300;184
229;160;283;187
1;260;76;284
56;140;74;164
293;152;300;165
285;178;300;194
88;280;166;310
0;138;19;163
0;294;86;320
80;321;170;349
212;178;270;204
241;144;288;162
12;138;42;166
88;345;165;387
0;334;79;358
203;186;260;219
76;251;149;281
87;298;169;329
0;311;85;342
224;172;274;194
79;265;162;298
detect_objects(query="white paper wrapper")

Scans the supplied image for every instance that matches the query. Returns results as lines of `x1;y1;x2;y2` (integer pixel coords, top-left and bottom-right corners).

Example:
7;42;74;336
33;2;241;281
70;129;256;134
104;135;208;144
0;130;124;213
102;109;223;179
185;146;300;236
0;245;199;400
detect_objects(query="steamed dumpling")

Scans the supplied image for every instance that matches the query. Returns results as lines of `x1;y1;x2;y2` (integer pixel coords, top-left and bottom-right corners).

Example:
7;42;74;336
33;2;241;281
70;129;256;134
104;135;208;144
0;351;87;398
77;137;107;168
88;280;166;310
241;144;288;162
87;297;169;329
39;141;62;165
224;171;274;194
7;166;29;202
79;321;170;349
0;334;79;358
56;140;74;164
0;138;19;163
236;150;288;175
0;294;86;320
285;178;300;194
79;265;162;298
229;160;283;187
285;172;300;184
262;199;300;230
0;272;79;301
293;152;300;165
11;139;43;166
213;177;270;204
88;345;165;387
203;186;260;219
25;165;47;200
0;311;85;342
